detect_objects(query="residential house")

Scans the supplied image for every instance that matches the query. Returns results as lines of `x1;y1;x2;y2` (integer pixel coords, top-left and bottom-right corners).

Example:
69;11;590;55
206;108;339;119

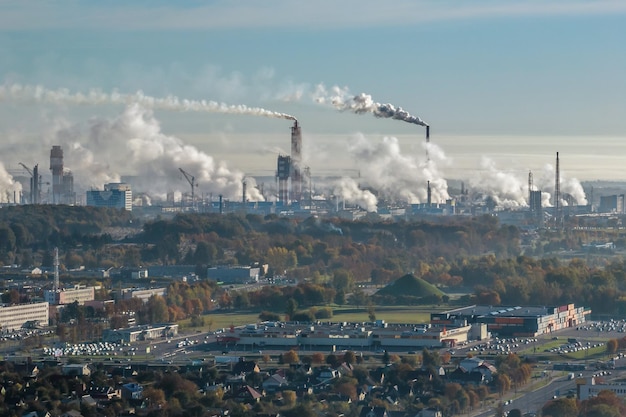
262;373;289;392
22;412;51;417
234;385;263;404
415;408;443;417
232;358;260;376
359;406;388;417
61;364;91;377
121;383;144;400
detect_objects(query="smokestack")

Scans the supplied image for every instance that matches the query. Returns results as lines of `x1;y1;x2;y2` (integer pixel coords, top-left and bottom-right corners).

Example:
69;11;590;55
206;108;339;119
427;180;432;205
426;125;430;142
33;164;39;204
242;179;247;203
528;171;533;209
555;152;560;228
50;145;63;204
290;120;302;203
219;194;223;214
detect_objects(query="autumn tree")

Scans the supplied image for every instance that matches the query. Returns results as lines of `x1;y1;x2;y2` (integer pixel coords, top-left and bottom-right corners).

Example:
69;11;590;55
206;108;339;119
541;398;579;417
282;350;300;364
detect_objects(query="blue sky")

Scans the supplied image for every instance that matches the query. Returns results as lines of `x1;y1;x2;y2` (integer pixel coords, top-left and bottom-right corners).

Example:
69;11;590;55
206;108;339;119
0;0;625;186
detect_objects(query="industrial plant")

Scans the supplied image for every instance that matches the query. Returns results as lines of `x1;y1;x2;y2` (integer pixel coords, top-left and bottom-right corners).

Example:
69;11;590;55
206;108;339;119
2;116;622;230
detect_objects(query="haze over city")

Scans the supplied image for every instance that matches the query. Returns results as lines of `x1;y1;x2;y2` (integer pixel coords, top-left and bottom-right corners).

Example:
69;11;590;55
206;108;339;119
0;1;625;205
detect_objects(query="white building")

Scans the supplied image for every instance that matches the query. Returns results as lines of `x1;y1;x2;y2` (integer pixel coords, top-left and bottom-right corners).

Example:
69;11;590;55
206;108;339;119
44;286;95;305
578;377;626;400
0;302;49;331
119;287;167;303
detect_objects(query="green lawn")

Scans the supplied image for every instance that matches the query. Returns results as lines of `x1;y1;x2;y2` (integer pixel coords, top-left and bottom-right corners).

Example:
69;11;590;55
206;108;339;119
178;305;448;332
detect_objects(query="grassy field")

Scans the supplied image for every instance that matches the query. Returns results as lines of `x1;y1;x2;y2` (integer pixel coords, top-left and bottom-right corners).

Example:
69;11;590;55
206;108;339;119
178;305;448;332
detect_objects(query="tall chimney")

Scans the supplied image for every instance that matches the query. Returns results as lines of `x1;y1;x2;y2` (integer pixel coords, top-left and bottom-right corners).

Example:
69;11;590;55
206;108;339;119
290;120;302;203
555;152;560;228
427;180;432;205
50;146;63;204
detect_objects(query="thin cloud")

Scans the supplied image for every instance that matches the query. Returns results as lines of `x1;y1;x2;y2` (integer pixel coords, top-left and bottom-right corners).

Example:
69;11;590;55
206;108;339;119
1;1;626;31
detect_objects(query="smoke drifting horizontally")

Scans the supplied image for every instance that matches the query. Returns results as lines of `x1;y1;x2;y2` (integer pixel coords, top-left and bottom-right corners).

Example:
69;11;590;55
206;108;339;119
68;104;264;202
0;83;297;121
313;84;428;127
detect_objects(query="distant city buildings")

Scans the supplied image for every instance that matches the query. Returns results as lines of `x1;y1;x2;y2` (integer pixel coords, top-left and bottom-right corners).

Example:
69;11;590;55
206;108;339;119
86;183;132;211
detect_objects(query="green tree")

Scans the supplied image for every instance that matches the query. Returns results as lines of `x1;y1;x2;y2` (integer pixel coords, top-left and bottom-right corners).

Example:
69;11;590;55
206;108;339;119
285;298;298;321
147;295;168;323
542;398;579;417
332;269;354;292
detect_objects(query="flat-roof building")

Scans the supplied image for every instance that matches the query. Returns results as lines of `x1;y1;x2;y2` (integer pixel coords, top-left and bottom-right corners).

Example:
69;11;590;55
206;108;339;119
207;266;260;284
431;304;590;337
220;321;471;350
0;302;49;331
86;183;132;211
103;324;178;343
44;286;95;305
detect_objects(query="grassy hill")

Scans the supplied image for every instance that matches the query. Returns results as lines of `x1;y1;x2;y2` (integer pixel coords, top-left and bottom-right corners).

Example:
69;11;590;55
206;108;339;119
376;273;445;298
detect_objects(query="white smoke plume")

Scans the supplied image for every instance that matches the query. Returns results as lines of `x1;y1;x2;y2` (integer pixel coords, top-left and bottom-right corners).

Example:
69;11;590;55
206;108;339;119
333;177;378;213
535;162;588;206
313;84;428;127
0;83;297;121
0;163;22;203
345;133;449;205
469;158;528;209
52;104;263;202
467;158;588;209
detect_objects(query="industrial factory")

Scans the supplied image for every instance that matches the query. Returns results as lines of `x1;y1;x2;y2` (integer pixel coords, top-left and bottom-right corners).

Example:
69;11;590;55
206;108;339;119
1;118;622;229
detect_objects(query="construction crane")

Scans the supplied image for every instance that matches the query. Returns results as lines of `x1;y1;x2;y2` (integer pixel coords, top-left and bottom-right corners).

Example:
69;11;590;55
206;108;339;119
19;162;44;204
179;167;197;208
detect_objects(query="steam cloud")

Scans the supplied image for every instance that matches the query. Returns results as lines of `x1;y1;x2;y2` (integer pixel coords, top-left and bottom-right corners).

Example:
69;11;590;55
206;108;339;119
313;84;428;127
468;158;588;208
333;177;378;213
341;134;449;206
42;104;263;203
0;163;22;203
0;83;296;121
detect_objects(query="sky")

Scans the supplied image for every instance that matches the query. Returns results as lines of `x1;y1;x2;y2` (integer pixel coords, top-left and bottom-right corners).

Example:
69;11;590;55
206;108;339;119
0;1;625;205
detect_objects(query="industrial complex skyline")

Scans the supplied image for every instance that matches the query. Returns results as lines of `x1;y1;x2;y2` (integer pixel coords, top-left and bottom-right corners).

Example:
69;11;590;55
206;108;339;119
0;1;624;206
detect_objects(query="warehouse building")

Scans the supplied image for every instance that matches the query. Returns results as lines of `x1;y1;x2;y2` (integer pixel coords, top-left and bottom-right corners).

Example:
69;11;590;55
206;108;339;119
431;304;590;337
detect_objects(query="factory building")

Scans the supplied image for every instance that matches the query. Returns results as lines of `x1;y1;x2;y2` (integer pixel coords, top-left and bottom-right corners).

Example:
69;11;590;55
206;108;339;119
599;194;625;214
44;286;95;305
0;302;49;331
49;145;76;205
86;183;133;211
207;266;260;284
431;304;590;337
